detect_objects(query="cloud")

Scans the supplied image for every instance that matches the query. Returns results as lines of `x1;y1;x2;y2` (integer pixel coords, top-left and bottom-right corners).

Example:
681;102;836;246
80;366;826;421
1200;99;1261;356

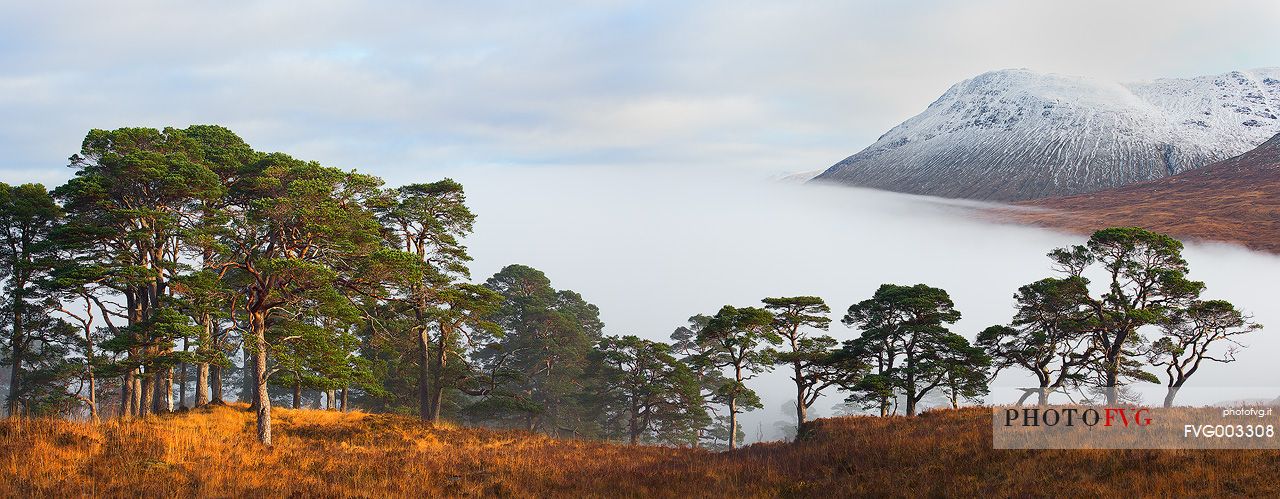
2;0;1277;185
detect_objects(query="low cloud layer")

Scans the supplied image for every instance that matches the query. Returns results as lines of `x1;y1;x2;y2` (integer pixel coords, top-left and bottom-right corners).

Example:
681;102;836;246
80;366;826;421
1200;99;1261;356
445;165;1280;441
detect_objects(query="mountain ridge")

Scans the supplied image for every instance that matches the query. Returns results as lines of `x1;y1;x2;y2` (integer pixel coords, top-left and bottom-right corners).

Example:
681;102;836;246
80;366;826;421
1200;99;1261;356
814;67;1280;201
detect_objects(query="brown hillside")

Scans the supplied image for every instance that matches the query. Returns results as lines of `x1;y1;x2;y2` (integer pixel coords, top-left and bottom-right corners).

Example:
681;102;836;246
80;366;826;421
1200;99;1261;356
1003;133;1280;252
4;404;1280;497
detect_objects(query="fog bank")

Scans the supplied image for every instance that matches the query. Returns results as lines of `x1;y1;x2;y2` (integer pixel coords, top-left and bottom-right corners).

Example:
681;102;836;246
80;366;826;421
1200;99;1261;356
419;165;1280;442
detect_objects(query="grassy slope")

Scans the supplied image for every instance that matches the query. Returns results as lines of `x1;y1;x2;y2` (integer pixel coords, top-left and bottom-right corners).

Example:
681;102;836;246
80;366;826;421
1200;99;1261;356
1003;132;1280;253
3;405;1279;497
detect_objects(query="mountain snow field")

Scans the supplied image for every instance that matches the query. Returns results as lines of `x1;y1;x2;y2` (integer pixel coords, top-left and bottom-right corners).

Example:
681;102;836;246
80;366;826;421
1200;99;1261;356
815;68;1280;200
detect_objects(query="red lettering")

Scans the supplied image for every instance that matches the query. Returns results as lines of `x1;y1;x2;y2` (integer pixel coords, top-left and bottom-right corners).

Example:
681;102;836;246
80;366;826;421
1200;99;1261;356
1102;408;1153;428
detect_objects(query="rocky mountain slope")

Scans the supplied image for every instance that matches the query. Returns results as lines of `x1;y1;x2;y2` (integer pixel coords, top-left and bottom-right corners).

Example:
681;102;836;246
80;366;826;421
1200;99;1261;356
1006;131;1280;252
814;68;1280;201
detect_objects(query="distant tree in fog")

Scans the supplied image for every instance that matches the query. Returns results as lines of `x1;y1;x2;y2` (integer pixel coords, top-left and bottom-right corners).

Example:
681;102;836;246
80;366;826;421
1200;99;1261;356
1146;299;1259;407
763;296;861;435
670;314;735;448
698;305;778;449
1044;227;1204;405
977;277;1097;406
841;284;985;416
591;335;706;445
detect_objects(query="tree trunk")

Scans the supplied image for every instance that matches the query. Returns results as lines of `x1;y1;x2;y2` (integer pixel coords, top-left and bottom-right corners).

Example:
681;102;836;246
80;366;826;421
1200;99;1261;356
292;379;301;409
730;362;746;449
326;390;336;410
210;364;223;404
154;368;165;414
87;372;98;422
340;387;348;412
905;355;917;417
251;313;272;446
795;373;807;435
130;375;143;417
83;312;99;421
152;370;163;414
244;349;258;409
1163;386;1180;408
195;363;209;407
417;326;431;420
728;394;738;449
153;367;173;414
428;381;444;422
139;372;154;416
194;312;212;407
120;373;131;419
1104;352;1121;405
6;294;25;419
1037;386;1050;406
177;338;188;409
5;348;20;418
178;362;188;409
208;320;223;405
429;324;449;422
125;288;144;418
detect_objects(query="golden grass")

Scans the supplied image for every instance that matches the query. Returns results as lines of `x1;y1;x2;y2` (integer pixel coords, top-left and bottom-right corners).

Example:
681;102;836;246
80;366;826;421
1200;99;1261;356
3;405;1280;497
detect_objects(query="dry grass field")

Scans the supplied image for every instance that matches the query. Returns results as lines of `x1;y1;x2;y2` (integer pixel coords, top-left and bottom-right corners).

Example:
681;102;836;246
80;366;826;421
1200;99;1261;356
3;404;1280;497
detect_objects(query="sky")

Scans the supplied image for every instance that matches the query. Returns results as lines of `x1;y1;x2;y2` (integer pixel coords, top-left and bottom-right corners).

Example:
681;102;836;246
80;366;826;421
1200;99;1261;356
3;0;1280;185
4;1;1280;441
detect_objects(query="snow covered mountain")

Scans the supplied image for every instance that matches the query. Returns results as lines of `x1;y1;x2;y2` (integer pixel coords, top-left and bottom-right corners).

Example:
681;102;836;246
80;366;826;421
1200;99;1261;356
812;68;1280;201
